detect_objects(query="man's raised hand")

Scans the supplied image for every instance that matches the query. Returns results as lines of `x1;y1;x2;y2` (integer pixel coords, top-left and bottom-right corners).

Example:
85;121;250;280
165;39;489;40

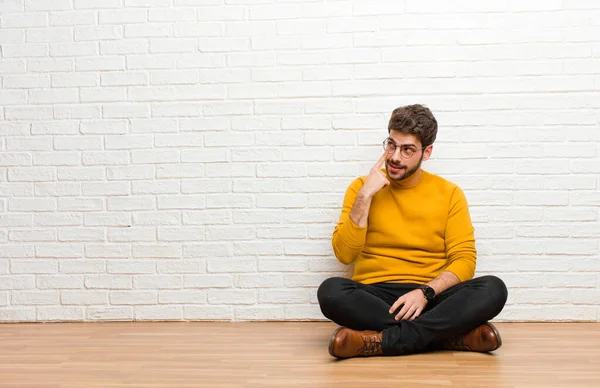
359;151;390;199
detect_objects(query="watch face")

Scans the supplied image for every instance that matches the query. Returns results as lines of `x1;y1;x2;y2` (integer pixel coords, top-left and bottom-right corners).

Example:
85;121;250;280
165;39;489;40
424;287;435;299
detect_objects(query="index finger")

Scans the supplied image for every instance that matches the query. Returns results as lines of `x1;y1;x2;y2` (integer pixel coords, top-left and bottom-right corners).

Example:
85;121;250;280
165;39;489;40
373;151;388;171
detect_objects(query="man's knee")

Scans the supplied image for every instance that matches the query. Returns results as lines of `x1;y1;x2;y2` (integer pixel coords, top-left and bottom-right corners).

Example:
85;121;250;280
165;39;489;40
479;275;508;306
317;277;347;308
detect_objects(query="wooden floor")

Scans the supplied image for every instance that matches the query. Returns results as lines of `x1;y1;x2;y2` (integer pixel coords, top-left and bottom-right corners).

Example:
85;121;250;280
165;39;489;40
1;322;599;388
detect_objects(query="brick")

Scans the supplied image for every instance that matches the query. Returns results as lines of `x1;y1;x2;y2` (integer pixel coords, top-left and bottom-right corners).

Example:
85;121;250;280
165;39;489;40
107;196;154;211
87;307;133;321
61;290;107;305
134;306;183;321
58;228;105;242
208;289;256;305
127;54;177;69
0;183;35;197
233;242;284;256
103;103;150;118
35;213;82;226
110;291;156;305
259;289;310;304
132;211;180;226
54;104;102;119
157;195;205;210
75;26;122;41
107;260;155;274
85;213;130;227
76;56;125;71
235;306;285;321
182;210;230;225
206;257;257;273
30;88;78;104
0;276;36;290
158;260;206;274
99;9;147;24
1;13;48;28
256;194;306;208
100;40;148;56
24;0;69;10
184;274;232;288
26;27;72;43
50;11;96;25
205;226;255;241
101;72;148;86
80;119;127;134
125;0;170;6
4;74;50;89
37;275;84;289
149;8;196;21
152;103;202;117
131;150;179;164
81;151;128;166
0;153;32;167
60;260;105;274
55;166;103;181
85;275;131;289
50;42;97;57
37;307;85;322
11;260;58;273
0;60;26;74
132;180;180;194
127;119;176;134
58;198;103;212
159;290;206;304
158;227;204;242
183;243;232;259
149;38;196;54
134;275;182;290
12;291;59;305
184;306;232;321
178;54;225;69
156;164;205;179
52;72;98;87
6;166;55;182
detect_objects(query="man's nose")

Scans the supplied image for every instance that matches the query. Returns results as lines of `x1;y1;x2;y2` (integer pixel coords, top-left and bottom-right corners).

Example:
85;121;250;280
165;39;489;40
391;147;404;161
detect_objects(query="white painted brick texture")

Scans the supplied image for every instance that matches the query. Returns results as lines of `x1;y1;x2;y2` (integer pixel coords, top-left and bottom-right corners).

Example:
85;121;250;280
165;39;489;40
0;1;599;323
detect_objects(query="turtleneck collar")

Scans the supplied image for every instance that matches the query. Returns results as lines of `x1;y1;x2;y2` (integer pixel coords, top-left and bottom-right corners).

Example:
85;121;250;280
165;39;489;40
386;168;425;189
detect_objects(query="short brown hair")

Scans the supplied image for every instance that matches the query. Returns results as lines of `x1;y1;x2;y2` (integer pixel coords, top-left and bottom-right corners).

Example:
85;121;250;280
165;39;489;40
388;104;438;147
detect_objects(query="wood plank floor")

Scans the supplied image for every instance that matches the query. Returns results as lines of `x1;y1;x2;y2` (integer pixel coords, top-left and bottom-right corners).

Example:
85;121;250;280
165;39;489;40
1;322;599;388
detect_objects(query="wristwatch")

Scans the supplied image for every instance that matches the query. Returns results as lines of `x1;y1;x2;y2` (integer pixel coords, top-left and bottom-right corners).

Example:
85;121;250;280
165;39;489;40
419;285;436;301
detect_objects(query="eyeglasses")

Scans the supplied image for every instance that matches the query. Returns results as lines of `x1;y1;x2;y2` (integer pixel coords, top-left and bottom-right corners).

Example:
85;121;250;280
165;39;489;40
382;138;425;159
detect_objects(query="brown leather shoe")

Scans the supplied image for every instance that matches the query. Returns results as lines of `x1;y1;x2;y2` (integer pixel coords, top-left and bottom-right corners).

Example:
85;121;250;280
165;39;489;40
442;322;502;353
328;327;384;359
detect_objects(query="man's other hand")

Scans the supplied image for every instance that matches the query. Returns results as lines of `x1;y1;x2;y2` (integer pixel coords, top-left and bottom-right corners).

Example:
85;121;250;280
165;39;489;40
389;289;428;321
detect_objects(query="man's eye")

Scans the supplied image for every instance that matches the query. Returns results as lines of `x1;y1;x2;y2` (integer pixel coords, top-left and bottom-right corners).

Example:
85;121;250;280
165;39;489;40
402;147;416;153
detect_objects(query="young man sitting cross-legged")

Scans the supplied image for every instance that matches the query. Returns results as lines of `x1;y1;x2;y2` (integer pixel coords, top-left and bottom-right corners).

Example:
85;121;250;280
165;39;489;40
318;104;508;359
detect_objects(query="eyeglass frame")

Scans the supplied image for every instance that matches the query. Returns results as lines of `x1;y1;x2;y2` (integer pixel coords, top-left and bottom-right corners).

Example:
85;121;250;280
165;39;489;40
382;138;427;159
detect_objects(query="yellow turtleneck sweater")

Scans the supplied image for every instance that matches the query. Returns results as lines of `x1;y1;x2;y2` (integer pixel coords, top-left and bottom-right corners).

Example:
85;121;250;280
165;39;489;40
332;170;476;285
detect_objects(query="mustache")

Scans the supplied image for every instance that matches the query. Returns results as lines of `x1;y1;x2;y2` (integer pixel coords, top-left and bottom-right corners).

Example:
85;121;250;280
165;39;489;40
386;161;406;169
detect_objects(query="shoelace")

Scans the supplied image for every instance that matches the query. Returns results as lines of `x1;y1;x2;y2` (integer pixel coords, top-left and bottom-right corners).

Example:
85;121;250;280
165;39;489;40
358;335;382;355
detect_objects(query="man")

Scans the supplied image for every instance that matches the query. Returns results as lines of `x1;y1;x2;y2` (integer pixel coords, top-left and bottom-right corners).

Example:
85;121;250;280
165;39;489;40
317;104;508;359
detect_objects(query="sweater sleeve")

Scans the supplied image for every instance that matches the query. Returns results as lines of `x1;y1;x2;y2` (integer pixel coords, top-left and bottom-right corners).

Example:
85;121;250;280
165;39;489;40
444;186;477;282
331;178;368;265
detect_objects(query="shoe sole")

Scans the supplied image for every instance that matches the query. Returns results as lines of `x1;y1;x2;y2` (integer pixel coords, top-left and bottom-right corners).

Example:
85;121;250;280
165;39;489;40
328;327;345;358
485;322;502;351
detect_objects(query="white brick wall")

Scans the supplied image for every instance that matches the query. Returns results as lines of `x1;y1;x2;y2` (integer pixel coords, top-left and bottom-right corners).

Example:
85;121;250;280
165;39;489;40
1;0;599;323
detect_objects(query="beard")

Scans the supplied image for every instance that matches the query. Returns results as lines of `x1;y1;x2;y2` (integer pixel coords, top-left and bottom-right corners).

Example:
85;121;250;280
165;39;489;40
385;154;424;181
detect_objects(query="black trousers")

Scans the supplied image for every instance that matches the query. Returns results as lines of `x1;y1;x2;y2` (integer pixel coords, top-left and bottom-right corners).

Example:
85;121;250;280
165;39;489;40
317;275;508;356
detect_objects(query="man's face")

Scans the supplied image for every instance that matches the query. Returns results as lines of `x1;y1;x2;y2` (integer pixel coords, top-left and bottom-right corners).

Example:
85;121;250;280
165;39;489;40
384;131;432;182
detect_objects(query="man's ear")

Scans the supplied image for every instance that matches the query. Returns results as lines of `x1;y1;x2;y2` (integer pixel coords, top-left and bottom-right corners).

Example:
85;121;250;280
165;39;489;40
422;145;433;161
